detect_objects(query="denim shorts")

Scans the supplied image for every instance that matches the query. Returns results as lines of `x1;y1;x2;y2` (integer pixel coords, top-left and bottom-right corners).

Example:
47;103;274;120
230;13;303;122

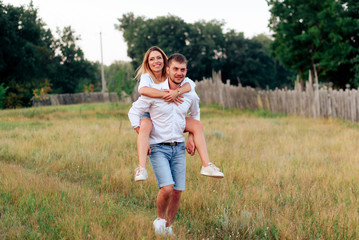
148;142;186;191
140;112;150;119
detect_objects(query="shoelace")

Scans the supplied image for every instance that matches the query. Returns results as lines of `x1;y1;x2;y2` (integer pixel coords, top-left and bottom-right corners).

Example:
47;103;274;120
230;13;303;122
209;163;219;171
135;167;143;176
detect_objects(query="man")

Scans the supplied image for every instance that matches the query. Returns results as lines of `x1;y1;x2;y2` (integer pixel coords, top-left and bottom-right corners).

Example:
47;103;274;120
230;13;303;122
128;53;201;236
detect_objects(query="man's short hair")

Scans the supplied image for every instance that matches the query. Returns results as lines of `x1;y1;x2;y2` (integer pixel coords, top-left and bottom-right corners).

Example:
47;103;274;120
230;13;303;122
168;53;188;66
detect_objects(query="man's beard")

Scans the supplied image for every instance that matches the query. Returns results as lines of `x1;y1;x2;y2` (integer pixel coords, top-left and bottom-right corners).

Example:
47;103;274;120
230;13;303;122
169;76;183;85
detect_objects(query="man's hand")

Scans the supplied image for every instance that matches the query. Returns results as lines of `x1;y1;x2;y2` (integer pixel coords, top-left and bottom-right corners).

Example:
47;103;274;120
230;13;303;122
147;147;152;155
134;126;140;134
186;133;196;156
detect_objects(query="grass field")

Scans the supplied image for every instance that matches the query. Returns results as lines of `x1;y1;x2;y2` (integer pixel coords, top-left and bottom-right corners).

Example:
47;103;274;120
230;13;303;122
0;103;358;239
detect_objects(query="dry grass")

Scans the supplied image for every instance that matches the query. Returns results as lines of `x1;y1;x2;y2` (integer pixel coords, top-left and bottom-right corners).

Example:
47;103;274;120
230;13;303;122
0;103;358;239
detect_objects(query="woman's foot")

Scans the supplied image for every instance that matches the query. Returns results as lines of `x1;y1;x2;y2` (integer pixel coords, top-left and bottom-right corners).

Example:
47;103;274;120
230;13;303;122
134;166;148;181
200;162;224;178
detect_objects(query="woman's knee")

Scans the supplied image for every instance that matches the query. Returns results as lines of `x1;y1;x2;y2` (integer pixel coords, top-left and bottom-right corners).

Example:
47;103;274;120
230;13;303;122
140;118;153;133
186;118;203;133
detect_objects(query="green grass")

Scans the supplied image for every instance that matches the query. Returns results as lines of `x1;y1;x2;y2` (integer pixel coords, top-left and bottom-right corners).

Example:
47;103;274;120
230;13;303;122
0;102;358;239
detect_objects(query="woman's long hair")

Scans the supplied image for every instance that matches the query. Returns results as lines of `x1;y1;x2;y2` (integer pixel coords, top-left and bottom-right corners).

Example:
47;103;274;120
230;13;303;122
134;46;168;82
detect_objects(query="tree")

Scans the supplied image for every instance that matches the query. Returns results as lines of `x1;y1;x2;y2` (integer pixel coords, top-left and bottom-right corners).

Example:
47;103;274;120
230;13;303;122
116;13;190;69
184;20;225;80
105;61;135;96
0;1;55;107
267;0;358;88
50;26;97;93
251;34;294;89
0;83;9;109
0;2;99;107
341;0;359;87
117;12;295;89
222;32;294;89
221;30;248;85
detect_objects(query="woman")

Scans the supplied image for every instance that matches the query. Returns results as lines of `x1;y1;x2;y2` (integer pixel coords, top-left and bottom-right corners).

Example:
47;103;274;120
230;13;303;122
133;46;224;181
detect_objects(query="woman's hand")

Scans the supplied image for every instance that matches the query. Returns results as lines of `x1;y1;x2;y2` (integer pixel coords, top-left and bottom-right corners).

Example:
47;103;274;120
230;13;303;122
162;89;184;105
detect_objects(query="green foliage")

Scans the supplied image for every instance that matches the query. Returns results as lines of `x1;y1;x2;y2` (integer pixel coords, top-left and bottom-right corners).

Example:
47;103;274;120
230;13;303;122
267;0;359;88
0;2;53;107
222;32;294;88
105;61;135;96
0;83;9;109
184;20;226;79
0;2;99;108
50;26;98;94
31;79;52;103
116;13;294;89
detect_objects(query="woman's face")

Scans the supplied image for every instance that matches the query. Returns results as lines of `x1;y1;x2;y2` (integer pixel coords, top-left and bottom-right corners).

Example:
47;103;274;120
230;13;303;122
148;51;164;73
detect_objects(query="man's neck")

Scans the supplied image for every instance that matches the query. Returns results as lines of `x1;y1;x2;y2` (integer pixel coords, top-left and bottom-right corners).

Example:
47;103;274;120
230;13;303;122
168;77;181;90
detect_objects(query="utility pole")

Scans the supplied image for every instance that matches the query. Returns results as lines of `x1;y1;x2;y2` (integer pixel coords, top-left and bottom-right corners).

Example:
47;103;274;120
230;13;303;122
100;32;106;93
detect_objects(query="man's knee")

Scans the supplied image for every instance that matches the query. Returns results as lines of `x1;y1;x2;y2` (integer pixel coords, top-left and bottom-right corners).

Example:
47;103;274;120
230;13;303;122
160;184;174;194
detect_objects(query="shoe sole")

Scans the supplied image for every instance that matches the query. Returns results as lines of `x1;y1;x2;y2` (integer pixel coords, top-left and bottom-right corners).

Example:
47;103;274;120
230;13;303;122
200;173;224;178
135;178;148;182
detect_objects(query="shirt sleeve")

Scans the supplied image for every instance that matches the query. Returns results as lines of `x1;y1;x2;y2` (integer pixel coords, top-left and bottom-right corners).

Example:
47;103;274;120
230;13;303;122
182;77;196;91
138;74;153;92
188;92;200;121
128;96;152;128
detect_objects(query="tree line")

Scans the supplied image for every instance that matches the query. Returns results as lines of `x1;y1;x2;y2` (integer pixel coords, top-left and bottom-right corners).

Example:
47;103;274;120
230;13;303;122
267;0;359;89
0;1;136;108
117;0;358;90
0;2;97;108
116;13;294;89
1;1;357;109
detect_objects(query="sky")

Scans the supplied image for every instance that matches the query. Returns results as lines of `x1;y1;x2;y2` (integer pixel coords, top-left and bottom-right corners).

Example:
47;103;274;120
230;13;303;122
5;0;272;65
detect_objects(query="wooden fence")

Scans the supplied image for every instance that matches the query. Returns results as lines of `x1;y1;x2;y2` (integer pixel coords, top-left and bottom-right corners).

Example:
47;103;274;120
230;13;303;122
32;92;122;107
195;72;359;122
33;73;359;123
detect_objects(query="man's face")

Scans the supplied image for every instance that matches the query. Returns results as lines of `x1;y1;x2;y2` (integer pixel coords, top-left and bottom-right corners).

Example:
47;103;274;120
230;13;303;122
166;61;187;85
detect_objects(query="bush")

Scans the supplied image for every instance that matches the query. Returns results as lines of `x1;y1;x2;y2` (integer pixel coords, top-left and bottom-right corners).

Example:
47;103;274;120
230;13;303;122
0;83;9;109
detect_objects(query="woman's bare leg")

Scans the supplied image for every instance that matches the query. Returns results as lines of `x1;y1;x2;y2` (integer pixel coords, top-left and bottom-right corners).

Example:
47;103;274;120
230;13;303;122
138;118;152;168
185;117;210;167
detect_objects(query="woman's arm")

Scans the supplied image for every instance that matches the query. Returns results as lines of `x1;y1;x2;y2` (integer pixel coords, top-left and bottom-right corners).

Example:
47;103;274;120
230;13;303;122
178;82;191;94
162;82;191;103
139;82;192;103
139;87;167;98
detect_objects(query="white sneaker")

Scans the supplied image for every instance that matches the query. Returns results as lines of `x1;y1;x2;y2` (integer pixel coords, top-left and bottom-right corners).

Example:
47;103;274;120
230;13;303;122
165;225;175;237
153;218;167;235
200;162;224;178
134;166;148;182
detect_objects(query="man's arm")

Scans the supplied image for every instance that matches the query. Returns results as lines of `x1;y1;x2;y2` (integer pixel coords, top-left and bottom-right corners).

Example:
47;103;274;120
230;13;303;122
186;132;196;156
187;92;200;121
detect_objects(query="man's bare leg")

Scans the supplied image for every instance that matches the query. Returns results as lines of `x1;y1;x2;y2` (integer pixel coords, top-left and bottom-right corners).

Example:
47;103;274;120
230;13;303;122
156;185;174;219
166;190;182;227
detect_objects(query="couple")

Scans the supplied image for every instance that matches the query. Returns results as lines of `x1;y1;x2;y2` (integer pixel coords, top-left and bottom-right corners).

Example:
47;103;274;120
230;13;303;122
128;46;224;236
